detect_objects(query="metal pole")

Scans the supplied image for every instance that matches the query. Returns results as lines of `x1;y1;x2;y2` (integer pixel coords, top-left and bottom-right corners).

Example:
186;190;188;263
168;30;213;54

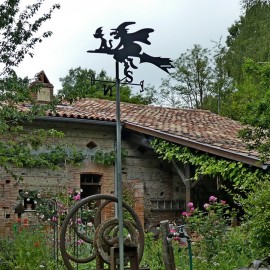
115;61;125;270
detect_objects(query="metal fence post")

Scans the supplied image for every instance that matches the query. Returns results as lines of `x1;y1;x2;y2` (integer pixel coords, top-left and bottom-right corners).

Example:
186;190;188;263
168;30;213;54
160;220;176;270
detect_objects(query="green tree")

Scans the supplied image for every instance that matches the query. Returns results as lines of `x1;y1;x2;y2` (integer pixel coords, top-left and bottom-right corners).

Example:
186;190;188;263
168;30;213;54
58;67;153;104
147;44;226;109
208;0;270;121
202;41;234;115
225;1;270;84
169;44;213;109
0;0;60;74
238;59;270;162
0;1;83;180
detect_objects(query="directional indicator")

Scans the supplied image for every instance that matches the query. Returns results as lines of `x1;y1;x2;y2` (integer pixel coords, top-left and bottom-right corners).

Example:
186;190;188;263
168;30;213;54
90;74;145;95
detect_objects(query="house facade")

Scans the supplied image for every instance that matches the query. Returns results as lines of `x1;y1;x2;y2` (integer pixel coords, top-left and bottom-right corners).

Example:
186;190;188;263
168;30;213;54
0;72;265;236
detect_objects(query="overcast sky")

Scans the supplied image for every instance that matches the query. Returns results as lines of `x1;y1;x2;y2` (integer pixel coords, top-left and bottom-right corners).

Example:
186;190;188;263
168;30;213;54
15;0;243;93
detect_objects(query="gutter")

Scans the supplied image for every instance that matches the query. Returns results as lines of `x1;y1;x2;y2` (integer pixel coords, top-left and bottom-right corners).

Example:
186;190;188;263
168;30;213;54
124;122;267;169
35;116;118;126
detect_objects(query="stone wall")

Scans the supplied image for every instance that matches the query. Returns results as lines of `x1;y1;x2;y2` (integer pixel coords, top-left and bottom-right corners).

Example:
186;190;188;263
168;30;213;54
0;119;186;236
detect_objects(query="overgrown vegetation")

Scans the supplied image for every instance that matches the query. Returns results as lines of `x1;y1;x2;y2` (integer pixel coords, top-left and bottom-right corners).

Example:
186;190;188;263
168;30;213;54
151;138;270;266
1;182;270;269
0;0;66;180
0;223;261;270
151;138;269;195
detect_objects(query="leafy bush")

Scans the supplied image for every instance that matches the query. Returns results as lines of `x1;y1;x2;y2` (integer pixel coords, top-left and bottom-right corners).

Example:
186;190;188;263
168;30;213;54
0;221;55;269
242;179;270;255
182;196;230;262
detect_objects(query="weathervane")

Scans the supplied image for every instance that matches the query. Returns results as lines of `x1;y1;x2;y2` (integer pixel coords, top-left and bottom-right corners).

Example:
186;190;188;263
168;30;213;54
87;22;173;270
87;21;174;83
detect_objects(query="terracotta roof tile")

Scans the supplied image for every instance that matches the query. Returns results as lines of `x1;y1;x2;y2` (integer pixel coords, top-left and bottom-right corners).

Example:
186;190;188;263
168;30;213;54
45;98;261;164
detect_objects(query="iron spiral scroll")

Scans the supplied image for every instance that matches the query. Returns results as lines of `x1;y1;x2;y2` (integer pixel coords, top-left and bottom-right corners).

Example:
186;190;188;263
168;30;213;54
59;194;145;269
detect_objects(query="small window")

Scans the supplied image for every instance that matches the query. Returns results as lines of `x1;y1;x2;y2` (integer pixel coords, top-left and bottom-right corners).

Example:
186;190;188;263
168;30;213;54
80;174;102;199
86;140;97;149
81;174;101;184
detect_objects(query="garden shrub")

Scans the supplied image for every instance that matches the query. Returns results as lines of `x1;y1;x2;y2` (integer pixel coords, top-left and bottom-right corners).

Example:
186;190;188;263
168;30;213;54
242;179;270;255
0;220;55;269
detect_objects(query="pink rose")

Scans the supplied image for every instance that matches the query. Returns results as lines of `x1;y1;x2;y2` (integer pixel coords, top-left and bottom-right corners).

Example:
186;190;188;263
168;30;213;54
182;211;187;216
73;194;81;201
187;202;194;209
220;200;226;205
209;196;217;202
190;207;195;212
204;203;210;209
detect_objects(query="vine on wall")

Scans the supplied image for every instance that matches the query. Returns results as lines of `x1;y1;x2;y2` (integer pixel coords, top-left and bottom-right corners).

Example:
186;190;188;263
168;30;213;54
90;148;128;166
151;138;270;195
4;142;127;182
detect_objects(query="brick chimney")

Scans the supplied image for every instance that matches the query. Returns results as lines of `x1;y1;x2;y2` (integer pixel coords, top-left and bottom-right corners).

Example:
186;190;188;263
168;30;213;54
30;71;54;103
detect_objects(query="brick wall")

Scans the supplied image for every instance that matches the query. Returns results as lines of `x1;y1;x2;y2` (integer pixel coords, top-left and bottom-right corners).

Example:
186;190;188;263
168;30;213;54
0;120;187;236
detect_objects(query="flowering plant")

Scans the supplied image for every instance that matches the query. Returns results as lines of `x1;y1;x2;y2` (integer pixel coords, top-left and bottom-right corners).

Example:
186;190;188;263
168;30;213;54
19;189;41;200
182;195;231;261
34;188;82;223
35;188;95;226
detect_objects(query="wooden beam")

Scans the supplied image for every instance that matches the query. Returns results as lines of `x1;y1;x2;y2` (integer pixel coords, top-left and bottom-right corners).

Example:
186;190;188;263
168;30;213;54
172;160;186;186
185;164;191;210
172;160;191;210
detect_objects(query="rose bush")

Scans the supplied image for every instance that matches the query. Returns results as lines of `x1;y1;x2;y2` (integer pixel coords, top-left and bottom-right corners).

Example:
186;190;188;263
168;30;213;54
182;196;231;261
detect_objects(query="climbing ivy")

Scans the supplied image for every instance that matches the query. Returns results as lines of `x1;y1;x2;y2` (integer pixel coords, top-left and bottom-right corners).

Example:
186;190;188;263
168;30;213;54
2;139;128;181
90;148;128;166
151;139;270;195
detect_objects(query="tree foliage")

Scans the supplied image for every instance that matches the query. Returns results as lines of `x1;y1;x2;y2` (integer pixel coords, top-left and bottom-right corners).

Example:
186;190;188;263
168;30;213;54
151;138;269;199
241;0;270;9
58;67;153;105
0;1;86;180
225;1;270;84
0;0;60;74
202;0;270;121
238;60;270;162
243;179;270;252
202;41;234;115
147;43;233;112
149;44;213;109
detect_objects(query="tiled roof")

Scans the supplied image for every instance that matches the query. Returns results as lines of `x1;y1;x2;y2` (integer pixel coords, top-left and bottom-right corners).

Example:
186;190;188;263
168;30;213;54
45;98;262;166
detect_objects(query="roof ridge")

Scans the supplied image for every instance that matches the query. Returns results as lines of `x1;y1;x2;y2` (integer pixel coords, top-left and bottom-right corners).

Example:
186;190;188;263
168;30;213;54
72;97;216;113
